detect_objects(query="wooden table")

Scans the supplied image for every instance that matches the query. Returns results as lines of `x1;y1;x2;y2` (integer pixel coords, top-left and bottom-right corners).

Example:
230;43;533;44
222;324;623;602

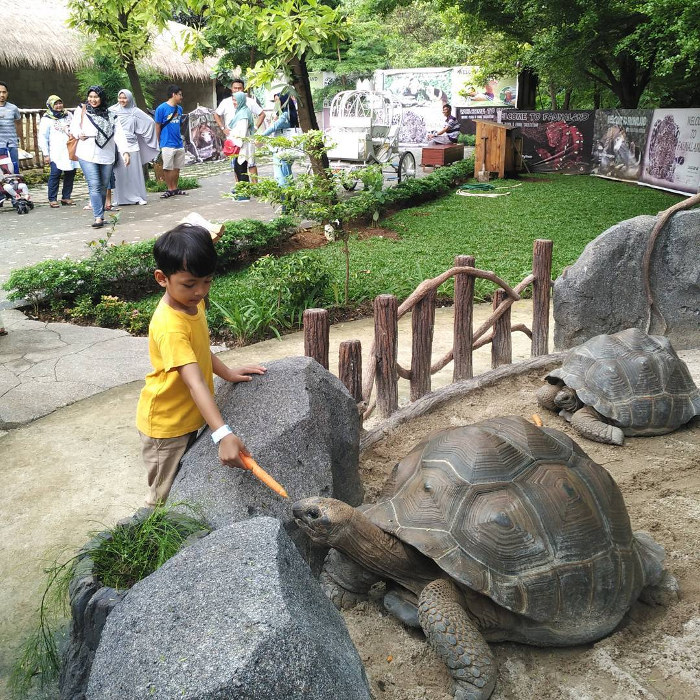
421;143;465;169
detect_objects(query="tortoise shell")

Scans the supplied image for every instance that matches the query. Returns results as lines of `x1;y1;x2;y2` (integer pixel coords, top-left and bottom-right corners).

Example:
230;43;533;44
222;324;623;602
363;416;645;629
546;328;700;435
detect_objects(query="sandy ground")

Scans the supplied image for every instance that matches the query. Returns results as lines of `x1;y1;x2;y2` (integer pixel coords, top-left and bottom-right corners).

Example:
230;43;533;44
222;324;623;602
2;359;699;699
346;369;700;700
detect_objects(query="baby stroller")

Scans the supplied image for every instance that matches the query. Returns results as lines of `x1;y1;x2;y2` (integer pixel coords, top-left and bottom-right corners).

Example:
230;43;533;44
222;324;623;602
0;147;34;215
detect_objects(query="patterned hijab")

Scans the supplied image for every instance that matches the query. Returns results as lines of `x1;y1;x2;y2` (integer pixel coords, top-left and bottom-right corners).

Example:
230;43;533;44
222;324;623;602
45;95;66;120
84;85;115;148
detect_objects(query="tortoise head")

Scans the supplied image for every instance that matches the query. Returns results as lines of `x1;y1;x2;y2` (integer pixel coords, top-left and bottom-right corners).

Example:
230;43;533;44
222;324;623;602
555;386;583;412
292;497;357;547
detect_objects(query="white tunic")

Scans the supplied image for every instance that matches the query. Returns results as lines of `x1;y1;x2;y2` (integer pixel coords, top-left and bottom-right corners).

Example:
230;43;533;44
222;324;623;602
38;113;79;171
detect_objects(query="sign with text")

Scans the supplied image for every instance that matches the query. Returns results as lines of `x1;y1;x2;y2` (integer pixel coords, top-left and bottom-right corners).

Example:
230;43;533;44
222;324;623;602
591;110;653;182
640;109;700;194
499;110;595;173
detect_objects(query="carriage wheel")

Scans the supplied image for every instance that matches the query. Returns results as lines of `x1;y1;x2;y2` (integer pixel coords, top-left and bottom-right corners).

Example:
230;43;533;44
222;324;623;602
397;151;416;183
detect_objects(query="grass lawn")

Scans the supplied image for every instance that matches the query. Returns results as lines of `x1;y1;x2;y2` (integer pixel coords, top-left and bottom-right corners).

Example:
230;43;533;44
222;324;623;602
214;174;682;308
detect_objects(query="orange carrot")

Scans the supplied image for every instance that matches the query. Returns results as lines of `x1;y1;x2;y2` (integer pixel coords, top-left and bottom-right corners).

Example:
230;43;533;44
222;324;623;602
240;454;289;499
531;413;544;427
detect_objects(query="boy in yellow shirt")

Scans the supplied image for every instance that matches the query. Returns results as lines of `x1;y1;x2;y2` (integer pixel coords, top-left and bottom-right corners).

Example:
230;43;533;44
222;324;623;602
136;223;266;506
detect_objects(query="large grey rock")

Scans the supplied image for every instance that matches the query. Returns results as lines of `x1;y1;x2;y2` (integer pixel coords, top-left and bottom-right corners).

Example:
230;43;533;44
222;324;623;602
169;357;363;567
87;518;371;700
553;209;700;350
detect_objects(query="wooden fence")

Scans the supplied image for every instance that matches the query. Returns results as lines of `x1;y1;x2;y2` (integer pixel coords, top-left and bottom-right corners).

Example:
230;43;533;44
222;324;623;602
14;110;46;170
303;239;553;421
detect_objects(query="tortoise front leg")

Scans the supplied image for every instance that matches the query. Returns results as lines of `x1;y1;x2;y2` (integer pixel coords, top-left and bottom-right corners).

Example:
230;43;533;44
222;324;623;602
418;579;497;700
570;405;624;445
320;548;382;609
536;382;561;412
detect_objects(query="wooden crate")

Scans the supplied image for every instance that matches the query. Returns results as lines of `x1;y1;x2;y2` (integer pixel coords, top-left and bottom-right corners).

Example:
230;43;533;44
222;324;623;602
473;121;517;179
421;143;465;168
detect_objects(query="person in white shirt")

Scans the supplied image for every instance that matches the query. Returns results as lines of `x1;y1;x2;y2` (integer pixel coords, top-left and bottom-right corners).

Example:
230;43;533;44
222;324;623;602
70;85;129;228
38;95;79;207
214;78;265;183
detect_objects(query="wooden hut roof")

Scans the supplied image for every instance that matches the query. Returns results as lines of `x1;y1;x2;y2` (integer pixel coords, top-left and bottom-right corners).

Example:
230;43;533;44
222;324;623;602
1;0;215;81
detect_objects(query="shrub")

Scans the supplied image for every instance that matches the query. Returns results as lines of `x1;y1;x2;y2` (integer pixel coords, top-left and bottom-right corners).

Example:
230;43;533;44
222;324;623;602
145;175;200;192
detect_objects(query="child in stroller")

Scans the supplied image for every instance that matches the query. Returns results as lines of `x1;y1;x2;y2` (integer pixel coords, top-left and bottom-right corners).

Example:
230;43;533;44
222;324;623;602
0;147;33;214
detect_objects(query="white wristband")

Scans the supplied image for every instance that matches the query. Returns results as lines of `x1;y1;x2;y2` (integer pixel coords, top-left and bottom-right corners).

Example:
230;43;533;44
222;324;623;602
211;424;233;444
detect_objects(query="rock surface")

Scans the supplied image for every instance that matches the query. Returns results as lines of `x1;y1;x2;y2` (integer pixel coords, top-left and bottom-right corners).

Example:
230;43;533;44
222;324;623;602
87;517;372;700
553;209;700;350
169;356;363;568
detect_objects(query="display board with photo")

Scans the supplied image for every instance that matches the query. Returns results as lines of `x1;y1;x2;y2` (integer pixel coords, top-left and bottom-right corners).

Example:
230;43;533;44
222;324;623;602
499;110;595;173
641;109;700;194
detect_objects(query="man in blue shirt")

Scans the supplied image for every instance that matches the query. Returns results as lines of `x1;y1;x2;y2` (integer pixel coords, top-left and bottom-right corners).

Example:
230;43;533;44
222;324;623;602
0;82;22;174
154;85;187;198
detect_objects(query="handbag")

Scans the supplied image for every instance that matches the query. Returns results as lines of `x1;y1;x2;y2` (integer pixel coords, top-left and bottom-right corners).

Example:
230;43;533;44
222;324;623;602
67;106;86;161
222;139;240;157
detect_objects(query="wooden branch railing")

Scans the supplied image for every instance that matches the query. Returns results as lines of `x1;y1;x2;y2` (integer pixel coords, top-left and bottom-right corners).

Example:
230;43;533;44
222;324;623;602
303;239;553;422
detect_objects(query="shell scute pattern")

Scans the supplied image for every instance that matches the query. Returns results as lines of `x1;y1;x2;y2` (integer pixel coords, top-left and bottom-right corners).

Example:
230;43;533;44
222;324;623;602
548;328;700;434
369;416;639;624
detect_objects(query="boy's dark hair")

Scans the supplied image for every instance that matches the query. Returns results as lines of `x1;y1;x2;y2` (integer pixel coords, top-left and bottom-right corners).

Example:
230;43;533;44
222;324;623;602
154;224;217;278
231;78;245;88
167;84;182;98
0;81;8;91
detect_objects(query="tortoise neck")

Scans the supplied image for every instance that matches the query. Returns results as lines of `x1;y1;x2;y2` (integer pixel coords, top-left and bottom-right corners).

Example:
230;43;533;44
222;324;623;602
335;508;443;594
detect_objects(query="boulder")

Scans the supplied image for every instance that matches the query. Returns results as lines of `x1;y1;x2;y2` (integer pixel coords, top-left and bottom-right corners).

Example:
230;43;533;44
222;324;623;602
87;518;371;700
169;356;363;569
553;209;700;350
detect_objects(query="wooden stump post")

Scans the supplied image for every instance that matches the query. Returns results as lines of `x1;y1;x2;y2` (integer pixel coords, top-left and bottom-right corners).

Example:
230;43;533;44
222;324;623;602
410;288;436;401
453;254;475;381
531;239;553;356
374;294;399;418
339;340;363;403
303;308;330;370
491;289;512;368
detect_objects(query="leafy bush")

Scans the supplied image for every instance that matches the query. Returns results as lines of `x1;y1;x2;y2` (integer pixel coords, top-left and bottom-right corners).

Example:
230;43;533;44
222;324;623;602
457;133;477;146
145;175;201;192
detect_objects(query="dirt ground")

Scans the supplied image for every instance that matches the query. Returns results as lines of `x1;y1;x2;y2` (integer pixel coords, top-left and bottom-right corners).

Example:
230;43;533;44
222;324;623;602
344;369;700;700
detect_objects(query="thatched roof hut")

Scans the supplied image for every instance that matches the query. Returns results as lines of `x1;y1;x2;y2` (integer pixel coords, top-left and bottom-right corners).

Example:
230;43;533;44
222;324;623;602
1;0;218;109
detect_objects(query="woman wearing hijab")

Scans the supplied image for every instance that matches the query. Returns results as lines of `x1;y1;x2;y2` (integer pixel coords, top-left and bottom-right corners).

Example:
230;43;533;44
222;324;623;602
38;95;79;207
227;92;255;201
70;86;129;228
109;89;159;206
260;90;300;188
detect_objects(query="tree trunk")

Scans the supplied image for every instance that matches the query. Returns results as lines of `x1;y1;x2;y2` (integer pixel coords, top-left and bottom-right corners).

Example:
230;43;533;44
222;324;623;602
548;82;558;110
124;59;148;110
562;89;572;110
288;53;329;172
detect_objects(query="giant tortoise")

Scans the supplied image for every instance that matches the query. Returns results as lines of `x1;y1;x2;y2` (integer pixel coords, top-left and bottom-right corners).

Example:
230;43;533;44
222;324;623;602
537;327;700;445
293;416;677;700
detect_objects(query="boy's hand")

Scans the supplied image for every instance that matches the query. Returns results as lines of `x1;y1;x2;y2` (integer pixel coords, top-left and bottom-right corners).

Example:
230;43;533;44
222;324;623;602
225;364;267;383
218;433;248;469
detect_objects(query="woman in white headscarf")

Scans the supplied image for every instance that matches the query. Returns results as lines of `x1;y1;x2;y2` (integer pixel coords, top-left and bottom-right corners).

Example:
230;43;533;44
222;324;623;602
109;89;159;206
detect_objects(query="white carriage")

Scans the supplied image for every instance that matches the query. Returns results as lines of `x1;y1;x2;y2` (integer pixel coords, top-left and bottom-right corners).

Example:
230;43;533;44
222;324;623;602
325;90;416;187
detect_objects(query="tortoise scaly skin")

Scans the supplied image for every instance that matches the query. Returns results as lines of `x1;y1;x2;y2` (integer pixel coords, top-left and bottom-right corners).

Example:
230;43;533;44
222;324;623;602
538;328;700;445
293;416;678;700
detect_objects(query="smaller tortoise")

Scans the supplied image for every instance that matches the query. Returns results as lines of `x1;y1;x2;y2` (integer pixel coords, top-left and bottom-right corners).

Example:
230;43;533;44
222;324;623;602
293;416;677;700
537;327;700;445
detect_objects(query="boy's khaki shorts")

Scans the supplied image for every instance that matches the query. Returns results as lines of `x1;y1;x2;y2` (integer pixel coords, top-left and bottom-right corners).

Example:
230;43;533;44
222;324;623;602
161;147;186;170
140;430;197;506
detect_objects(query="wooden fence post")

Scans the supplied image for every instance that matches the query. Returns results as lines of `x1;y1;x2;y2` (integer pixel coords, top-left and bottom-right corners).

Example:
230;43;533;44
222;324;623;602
303;308;329;370
531;239;553;356
374;294;399;418
410;287;436;401
453;254;475;381
491;289;512;368
339;340;363;403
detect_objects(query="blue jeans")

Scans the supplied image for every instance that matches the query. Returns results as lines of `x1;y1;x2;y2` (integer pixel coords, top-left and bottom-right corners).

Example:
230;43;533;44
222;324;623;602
1;146;19;174
48;162;76;202
272;152;293;187
78;159;114;219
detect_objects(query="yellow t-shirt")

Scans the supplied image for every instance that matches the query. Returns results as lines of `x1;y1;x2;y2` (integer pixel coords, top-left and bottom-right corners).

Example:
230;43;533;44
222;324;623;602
136;298;214;438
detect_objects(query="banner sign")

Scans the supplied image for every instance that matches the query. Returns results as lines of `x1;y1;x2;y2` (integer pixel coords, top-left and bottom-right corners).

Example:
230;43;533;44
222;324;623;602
500;110;595;173
640;109;700;194
456;106;500;135
183;107;225;163
590;110;652;182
